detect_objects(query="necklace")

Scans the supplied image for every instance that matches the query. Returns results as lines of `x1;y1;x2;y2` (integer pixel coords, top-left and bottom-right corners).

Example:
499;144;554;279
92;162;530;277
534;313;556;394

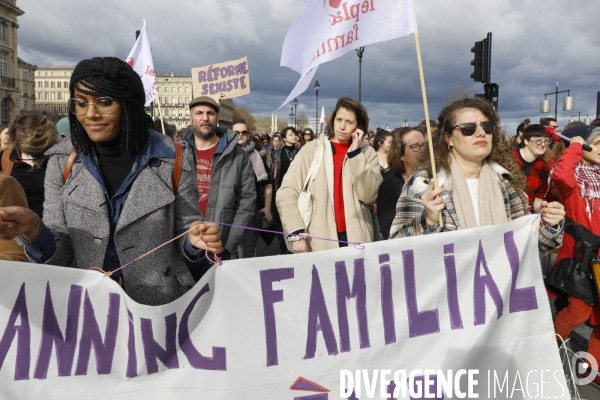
284;148;295;162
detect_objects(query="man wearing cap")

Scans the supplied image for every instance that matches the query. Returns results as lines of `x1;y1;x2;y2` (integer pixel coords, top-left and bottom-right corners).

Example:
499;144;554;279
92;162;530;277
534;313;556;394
185;96;255;279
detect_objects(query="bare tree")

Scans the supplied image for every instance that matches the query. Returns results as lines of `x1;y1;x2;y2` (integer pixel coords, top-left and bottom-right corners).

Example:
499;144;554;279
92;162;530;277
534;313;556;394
232;104;256;131
444;85;475;104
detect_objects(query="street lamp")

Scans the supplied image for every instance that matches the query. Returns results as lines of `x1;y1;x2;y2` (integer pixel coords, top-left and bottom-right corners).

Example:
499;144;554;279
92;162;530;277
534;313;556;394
356;46;365;103
314;80;320;136
570;112;592;125
289;107;295;125
540;81;574;121
294;98;298;129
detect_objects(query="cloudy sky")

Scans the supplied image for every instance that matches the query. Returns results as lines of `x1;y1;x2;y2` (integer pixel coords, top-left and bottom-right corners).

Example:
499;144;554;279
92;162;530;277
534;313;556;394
16;0;600;133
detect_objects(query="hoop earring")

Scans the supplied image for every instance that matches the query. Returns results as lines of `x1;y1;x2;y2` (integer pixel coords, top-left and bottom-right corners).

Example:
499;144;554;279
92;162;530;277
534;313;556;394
448;145;453;152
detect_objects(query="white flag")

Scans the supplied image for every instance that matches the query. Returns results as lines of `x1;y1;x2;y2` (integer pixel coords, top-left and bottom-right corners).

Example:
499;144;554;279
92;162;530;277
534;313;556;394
125;19;157;107
278;0;418;109
320;105;326;128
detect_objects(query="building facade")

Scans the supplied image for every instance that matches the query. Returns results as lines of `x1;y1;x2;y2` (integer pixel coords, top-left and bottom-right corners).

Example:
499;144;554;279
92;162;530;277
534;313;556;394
17;57;35;114
0;0;36;125
33;65;73;122
155;72;233;130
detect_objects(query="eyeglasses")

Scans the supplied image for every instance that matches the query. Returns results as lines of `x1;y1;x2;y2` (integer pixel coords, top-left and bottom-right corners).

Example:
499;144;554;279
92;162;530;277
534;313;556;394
304;133;311;136
68;97;118;116
452;122;496;136
235;130;249;136
529;138;550;146
407;143;427;152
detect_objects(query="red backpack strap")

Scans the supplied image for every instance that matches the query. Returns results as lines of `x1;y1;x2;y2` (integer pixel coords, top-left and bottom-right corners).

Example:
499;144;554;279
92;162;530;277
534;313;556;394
1;146;13;176
63;149;78;184
172;142;183;195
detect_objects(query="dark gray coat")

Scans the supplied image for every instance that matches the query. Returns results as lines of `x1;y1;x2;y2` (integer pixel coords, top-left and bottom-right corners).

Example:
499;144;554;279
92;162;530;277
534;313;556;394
186;128;255;252
38;134;200;306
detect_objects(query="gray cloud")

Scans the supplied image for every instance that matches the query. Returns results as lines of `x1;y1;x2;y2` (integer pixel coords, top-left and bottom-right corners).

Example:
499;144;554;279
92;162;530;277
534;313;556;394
16;0;600;132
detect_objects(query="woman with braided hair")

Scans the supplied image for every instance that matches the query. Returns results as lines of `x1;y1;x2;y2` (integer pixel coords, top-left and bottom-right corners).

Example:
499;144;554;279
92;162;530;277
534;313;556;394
0;57;223;306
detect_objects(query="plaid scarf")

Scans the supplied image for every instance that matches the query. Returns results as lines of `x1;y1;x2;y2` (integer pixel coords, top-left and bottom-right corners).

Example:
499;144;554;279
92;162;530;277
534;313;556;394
575;162;600;218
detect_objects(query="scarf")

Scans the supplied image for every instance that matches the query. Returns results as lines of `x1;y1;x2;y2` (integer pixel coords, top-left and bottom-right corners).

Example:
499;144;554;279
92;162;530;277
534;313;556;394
449;153;507;229
575;162;600;218
244;141;268;182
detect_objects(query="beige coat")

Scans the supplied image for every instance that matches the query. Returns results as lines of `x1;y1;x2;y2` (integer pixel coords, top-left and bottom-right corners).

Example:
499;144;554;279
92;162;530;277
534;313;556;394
276;134;382;252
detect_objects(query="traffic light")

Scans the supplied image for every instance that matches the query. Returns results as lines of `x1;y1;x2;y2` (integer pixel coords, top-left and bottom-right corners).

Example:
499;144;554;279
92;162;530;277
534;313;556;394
470;33;491;83
484;83;499;110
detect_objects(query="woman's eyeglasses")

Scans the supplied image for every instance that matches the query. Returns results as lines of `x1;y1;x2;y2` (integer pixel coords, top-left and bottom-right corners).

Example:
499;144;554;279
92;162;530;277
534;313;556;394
452;122;496;136
68;97;118;115
304;132;311;136
235;130;249;135
407;143;426;152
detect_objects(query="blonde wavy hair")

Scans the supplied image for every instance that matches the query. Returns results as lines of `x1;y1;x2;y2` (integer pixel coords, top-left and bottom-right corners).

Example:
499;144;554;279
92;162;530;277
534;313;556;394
419;97;527;202
11;112;58;170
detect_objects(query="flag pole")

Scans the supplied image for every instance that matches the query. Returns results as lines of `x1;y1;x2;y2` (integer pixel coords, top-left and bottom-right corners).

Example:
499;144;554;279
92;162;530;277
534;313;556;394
153;98;166;135
414;32;443;227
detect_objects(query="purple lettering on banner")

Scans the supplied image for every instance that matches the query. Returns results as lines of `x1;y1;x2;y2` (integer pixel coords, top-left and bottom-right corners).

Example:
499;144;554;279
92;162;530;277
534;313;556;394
240;76;247;89
443;244;463;330
304;266;338;359
504;231;538;313
235;63;244;76
380;253;396;345
387;381;398;400
215;81;224;93
220;67;228;79
241;61;248;74
141;313;179;374
198;70;207;83
179;283;227;371
403;250;440;337
232;78;240;89
473;240;504;325
34;283;83;379
0;283;30;381
201;84;208;96
336;258;369;352
126;310;137;378
75;291;120;375
227;65;235;77
294;394;329;400
259;268;294;367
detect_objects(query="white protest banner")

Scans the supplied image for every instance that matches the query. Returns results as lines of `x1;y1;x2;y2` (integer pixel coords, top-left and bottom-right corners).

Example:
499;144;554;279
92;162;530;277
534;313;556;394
278;0;418;109
0;216;569;399
125;19;158;107
191;56;250;99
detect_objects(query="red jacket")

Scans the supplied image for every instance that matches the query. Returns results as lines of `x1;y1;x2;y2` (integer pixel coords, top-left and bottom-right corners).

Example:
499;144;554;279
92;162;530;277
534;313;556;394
551;142;600;323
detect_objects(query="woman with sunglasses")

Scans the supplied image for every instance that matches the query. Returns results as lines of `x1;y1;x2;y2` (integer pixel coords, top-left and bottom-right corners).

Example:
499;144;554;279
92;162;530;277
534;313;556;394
300;128;315;148
511;124;551;212
389;98;564;254
376;127;426;239
0;57;223;306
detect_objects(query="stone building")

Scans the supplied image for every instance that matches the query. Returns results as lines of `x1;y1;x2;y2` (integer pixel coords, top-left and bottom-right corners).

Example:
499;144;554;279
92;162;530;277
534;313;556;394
155;72;234;130
0;0;36;125
17;57;35;115
33;65;73;123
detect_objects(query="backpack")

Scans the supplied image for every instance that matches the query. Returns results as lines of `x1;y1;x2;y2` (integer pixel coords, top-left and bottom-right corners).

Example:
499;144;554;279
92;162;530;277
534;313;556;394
1;147;14;176
62;142;183;194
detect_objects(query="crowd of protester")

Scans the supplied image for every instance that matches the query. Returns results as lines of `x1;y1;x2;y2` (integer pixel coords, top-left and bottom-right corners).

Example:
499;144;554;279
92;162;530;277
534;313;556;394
2;55;600;383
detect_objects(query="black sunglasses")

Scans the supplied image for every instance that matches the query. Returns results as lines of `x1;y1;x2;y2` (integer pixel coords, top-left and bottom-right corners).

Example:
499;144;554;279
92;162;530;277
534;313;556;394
235;130;249;135
452;122;496;136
